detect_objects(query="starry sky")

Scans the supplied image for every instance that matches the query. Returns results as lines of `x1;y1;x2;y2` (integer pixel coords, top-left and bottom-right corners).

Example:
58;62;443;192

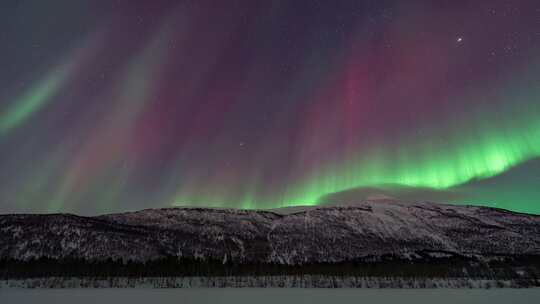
0;0;539;215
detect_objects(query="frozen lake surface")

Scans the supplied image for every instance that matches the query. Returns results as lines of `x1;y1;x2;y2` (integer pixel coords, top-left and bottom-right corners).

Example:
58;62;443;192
1;289;540;304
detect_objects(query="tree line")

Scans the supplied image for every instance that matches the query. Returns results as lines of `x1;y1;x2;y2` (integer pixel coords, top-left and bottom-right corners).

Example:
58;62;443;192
1;254;540;280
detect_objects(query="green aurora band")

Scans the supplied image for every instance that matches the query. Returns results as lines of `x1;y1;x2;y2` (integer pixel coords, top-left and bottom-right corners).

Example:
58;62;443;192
0;68;68;135
0;36;100;136
170;64;540;213
279;86;540;212
170;84;540;214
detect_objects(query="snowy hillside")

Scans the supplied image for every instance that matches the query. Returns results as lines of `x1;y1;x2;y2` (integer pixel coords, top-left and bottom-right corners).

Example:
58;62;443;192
1;200;540;265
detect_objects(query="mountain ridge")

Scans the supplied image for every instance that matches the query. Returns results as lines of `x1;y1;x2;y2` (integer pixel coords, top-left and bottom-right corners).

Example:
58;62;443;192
2;200;540;266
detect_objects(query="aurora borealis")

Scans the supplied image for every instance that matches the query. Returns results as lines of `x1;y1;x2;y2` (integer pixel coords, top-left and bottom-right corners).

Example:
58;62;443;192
0;0;539;214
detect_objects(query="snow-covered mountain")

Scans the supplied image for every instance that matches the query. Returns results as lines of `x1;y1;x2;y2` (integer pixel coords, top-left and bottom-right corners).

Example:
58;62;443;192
1;200;540;265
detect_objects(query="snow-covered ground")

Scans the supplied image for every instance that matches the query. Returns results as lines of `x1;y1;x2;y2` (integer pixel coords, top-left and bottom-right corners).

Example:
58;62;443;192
1;288;539;304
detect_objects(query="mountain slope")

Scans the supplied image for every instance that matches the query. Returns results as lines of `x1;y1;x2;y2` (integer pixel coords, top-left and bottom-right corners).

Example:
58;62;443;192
1;200;540;265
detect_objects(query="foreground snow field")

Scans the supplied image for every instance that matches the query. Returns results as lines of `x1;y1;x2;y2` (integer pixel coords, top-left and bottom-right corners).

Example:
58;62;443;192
1;288;540;304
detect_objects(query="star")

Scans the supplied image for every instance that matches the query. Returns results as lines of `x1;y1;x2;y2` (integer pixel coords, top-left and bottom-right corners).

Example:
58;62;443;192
456;37;463;43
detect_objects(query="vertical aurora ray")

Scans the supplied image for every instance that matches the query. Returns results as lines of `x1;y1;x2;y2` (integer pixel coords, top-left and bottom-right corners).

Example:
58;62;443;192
47;20;174;213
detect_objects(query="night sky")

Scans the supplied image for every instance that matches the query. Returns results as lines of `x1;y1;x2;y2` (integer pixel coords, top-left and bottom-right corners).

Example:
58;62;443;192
0;0;539;215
